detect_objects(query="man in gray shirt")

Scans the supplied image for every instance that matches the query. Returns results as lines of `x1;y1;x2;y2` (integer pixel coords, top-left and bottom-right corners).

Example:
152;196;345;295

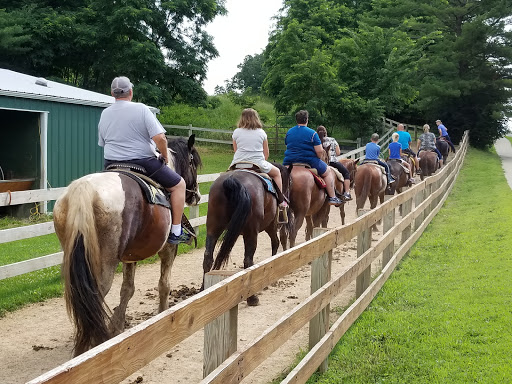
98;76;191;244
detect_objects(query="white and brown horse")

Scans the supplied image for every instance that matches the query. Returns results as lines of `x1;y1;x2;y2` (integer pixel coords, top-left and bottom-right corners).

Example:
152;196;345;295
53;136;201;356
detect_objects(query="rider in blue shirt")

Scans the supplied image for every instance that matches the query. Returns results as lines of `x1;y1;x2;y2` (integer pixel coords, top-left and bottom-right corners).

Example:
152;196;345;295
394;124;419;174
436;120;456;153
364;133;394;184
389;132;415;184
283;110;343;206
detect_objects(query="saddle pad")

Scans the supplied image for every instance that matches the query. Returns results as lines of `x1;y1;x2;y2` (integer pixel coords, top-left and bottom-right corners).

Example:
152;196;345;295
293;163;318;175
329;166;344;182
105;169;170;209
232;169;277;195
390;159;410;174
310;171;327;189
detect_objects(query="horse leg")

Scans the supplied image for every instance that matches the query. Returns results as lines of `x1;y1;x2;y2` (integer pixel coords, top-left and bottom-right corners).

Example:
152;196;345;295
111;262;136;335
339;204;346;225
266;226;280;256
201;233;219;290
290;213;305;248
305;216;313;240
157;243;178;312
243;232;259;306
279;225;288;251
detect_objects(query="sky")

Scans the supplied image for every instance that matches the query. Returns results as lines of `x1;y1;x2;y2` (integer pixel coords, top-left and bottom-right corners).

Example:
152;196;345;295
203;0;283;95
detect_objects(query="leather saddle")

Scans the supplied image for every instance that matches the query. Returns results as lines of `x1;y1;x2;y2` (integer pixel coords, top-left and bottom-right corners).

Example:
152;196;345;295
228;162;276;195
104;163;170;209
362;160;386;175
291;163;327;189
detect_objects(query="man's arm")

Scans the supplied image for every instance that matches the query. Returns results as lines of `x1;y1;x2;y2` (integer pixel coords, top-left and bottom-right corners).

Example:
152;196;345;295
314;144;325;159
152;133;169;164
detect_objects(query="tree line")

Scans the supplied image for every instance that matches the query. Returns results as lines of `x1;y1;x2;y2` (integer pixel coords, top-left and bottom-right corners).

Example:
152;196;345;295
225;0;512;148
1;0;510;148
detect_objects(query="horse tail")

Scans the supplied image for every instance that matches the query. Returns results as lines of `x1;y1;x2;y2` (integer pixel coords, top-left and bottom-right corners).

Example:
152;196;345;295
357;166;372;210
213;176;251;269
60;180;110;355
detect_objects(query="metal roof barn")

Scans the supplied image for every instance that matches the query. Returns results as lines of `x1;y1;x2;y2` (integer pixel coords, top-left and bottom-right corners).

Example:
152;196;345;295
0;68;158;214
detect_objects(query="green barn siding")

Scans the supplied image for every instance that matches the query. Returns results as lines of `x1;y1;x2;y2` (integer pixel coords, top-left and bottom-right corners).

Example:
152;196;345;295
0;95;105;188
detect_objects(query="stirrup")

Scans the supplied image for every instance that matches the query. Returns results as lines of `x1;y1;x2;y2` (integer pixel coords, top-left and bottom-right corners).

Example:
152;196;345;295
278;206;288;224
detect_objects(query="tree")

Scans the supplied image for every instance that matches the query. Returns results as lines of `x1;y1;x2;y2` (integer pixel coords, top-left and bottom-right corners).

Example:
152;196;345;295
0;0;227;106
228;53;267;94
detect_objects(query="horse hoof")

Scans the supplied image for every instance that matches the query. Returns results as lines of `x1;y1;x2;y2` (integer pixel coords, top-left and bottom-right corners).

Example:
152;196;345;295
247;295;259;306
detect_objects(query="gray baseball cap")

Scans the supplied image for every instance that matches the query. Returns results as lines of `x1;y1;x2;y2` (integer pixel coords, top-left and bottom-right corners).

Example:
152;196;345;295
111;76;133;95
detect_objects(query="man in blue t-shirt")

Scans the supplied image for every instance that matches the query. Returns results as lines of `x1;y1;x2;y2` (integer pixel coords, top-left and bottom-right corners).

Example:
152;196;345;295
364;133;394;184
394;124;419;173
283;110;343;206
436;120;456;153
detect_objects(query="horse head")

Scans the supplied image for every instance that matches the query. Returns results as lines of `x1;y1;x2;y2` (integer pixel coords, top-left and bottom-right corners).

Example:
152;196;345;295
167;134;202;205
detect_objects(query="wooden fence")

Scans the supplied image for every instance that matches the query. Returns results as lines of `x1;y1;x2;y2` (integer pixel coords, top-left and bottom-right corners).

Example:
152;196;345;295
18;131;469;383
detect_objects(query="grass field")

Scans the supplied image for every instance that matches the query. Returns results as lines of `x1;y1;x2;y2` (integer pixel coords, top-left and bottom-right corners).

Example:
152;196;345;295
0;144;235;317
302;147;512;383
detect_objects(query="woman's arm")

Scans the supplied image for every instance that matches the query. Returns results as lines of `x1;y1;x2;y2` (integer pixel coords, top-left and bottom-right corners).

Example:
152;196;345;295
263;139;269;160
232;139;237;153
335;141;341;156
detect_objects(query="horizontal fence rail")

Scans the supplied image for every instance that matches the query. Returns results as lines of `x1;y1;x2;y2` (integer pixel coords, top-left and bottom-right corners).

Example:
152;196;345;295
25;131;468;384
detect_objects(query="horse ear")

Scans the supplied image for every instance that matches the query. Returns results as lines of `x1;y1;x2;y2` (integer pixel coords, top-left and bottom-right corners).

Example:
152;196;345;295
188;134;196;150
354;158;360;165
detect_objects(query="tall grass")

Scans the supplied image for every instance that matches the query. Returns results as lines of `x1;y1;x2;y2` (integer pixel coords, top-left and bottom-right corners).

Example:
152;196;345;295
306;147;512;383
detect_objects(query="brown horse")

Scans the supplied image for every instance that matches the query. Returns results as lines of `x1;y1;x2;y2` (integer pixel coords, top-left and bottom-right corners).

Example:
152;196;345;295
202;164;288;306
418;150;439;180
280;164;330;249
53;136;201;356
386;159;410;195
321;158;359;226
354;162;387;228
436;138;450;164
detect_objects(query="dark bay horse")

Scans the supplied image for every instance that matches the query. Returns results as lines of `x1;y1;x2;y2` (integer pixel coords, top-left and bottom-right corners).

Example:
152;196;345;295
354;163;386;229
202;164;288;306
53;136;201;355
418;151;439;180
436;138;450;164
386;159;409;195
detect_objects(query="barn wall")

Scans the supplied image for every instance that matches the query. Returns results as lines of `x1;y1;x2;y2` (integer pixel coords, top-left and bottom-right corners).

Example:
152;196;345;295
0;96;105;189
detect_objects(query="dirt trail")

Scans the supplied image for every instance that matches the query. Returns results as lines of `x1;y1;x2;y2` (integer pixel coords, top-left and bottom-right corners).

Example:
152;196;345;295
0;199;387;384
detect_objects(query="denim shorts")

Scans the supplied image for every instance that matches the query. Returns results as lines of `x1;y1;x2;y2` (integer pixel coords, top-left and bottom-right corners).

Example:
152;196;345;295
104;157;182;188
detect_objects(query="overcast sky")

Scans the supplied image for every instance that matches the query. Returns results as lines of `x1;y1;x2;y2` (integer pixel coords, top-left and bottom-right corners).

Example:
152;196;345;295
203;0;283;95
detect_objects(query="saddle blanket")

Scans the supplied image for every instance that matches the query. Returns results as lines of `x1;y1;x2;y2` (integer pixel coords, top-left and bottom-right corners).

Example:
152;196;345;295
104;168;170;209
231;169;277;196
291;163;327;188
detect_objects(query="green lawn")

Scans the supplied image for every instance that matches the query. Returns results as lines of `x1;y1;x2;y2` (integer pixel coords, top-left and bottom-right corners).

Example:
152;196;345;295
0;144;235;317
304;147;512;383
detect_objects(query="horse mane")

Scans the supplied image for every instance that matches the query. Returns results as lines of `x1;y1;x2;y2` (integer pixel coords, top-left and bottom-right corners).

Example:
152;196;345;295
167;137;202;175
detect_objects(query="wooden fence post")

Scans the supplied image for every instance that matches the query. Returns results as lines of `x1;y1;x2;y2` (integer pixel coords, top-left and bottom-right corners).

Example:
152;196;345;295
382;196;395;268
189;205;200;234
309;227;332;373
203;271;238;378
356;209;371;298
414;188;424;232
401;198;413;245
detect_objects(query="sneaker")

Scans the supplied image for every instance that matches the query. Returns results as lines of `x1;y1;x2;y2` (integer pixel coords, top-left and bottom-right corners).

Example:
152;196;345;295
389;178;396;184
328;196;343;206
342;192;352;201
408;178;416;184
279;201;288;208
168;230;192;245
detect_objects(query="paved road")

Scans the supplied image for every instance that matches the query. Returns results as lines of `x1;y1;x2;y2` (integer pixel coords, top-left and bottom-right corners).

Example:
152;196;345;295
495;137;512;189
